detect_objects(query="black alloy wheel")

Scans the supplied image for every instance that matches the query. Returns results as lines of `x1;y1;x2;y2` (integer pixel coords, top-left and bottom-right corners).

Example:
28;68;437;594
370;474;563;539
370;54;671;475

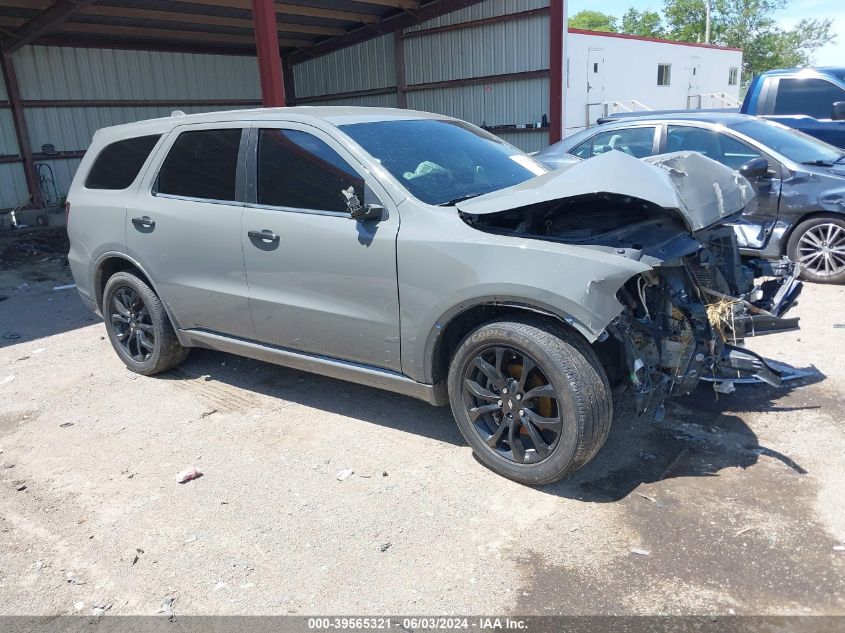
461;346;563;465
110;286;156;362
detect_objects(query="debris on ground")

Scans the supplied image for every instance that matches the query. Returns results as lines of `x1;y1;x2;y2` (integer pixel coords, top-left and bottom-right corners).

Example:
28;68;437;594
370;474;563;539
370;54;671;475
834;544;845;552
14;483;27;491
52;283;76;291
736;526;755;536
65;572;85;585
3;332;21;340
176;466;203;484
630;548;650;556
380;542;391;552
336;468;354;481
131;548;144;565
73;602;84;611
1;376;15;385
59;422;73;428
199;408;218;419
32;348;45;354
184;534;197;544
91;603;112;617
158;596;176;620
635;492;658;503
382;471;388;477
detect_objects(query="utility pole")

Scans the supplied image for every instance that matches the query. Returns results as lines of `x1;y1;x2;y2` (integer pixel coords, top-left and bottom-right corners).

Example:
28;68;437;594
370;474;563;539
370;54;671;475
704;0;712;44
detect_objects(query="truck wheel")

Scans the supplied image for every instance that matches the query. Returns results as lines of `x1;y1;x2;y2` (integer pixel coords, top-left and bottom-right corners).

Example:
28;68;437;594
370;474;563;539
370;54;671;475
447;317;612;485
103;271;189;375
787;216;845;284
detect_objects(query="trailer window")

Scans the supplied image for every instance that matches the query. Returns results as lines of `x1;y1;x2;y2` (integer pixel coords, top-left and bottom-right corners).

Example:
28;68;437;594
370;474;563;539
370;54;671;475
657;64;671;87
729;68;739;86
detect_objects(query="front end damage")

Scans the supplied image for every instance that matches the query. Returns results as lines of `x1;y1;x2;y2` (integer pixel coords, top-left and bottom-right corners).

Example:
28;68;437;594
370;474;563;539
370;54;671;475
457;151;802;414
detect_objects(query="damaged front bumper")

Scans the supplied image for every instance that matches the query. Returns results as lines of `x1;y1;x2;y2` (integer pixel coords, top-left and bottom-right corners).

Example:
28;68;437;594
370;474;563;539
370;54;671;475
610;252;802;413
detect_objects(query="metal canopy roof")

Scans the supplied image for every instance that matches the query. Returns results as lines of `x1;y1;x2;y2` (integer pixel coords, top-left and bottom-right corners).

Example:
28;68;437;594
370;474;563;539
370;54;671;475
0;0;479;63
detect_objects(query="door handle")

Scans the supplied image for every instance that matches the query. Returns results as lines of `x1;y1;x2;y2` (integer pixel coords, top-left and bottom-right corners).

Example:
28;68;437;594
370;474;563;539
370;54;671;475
248;229;280;243
131;216;155;229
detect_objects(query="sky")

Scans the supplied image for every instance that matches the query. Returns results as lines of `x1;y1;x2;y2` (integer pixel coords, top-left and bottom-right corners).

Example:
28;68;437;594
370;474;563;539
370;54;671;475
568;0;844;66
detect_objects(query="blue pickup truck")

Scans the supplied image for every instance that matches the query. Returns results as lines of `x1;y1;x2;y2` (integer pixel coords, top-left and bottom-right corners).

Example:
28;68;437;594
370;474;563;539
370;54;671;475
601;67;845;148
743;68;845;148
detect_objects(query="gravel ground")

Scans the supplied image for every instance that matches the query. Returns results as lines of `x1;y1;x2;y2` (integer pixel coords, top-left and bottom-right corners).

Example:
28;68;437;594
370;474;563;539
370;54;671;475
0;229;844;616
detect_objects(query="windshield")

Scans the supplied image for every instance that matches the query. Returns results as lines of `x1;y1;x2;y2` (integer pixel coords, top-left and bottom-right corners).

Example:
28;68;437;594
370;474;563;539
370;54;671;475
729;119;843;165
339;119;547;205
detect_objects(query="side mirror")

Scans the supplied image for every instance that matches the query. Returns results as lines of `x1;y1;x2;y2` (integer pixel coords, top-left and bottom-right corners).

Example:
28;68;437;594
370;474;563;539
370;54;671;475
832;101;845;121
739;157;770;181
342;187;383;222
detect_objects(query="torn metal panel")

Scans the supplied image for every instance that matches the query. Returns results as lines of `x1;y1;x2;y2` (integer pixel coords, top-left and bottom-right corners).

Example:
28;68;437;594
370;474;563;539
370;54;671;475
456;151;755;233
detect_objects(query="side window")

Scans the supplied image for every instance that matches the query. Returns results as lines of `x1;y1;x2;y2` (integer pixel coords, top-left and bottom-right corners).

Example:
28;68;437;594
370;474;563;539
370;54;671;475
570;139;594;159
157;128;242;202
590;127;656;158
773;78;845;119
85;134;161;190
667;126;765;170
715;134;765;170
257;128;364;213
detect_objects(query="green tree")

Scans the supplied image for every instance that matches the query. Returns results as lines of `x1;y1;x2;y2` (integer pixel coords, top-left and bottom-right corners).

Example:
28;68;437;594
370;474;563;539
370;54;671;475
569;10;619;33
661;0;836;79
621;8;666;38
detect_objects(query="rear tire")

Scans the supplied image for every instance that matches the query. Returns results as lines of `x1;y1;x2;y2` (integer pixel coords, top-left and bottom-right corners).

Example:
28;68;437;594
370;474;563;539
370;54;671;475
786;216;845;284
103;271;189;375
447;316;612;485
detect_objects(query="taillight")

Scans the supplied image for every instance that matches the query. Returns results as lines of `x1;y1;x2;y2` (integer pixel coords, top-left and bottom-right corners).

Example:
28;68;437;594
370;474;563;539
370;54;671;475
64;200;70;224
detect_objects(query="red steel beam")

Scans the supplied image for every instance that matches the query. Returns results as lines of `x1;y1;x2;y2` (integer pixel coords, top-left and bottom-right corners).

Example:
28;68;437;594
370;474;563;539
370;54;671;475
252;0;285;107
1;0;97;54
1;53;43;208
549;0;564;144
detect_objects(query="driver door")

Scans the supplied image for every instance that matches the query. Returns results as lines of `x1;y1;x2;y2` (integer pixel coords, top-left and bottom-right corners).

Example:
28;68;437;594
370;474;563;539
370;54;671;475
241;123;401;371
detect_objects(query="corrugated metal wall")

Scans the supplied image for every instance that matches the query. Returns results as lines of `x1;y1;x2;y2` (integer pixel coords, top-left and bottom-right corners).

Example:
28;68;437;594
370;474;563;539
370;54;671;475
1;45;260;210
292;0;551;153
294;35;395;100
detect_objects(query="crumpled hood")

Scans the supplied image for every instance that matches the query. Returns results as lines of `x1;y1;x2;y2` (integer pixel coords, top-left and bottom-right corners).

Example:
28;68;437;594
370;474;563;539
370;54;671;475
456;150;755;233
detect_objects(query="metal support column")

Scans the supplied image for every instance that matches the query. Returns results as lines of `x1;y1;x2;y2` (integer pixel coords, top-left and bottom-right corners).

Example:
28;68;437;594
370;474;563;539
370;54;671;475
251;0;285;107
549;0;565;144
1;53;43;208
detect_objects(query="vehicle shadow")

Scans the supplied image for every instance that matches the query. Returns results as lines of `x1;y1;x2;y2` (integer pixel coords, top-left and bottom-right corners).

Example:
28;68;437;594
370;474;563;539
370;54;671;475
160;348;465;446
163;348;822;501
540;368;825;502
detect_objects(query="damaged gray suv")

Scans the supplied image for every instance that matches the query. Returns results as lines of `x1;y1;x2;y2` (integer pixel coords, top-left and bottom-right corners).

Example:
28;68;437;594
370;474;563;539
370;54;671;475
67;107;802;484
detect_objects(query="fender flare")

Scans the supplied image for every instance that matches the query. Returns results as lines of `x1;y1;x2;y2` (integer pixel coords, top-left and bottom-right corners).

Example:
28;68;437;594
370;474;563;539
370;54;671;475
92;251;187;338
420;295;599;384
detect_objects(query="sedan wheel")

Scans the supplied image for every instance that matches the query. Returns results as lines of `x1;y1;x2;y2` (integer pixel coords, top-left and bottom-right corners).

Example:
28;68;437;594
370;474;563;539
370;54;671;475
787;216;845;284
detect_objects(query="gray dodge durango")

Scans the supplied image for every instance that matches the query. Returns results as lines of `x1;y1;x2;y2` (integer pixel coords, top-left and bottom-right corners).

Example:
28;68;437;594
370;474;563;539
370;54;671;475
67;107;801;484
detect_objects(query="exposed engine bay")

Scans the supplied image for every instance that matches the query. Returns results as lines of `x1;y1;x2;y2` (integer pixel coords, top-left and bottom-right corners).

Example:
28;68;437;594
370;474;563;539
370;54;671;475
458;156;803;414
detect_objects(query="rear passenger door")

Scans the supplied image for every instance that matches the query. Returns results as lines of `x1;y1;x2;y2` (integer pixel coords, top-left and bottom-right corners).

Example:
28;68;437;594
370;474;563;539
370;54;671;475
127;123;254;339
241;124;401;371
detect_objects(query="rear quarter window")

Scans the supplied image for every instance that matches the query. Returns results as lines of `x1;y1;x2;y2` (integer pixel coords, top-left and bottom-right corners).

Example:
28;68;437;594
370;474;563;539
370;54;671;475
84;134;161;190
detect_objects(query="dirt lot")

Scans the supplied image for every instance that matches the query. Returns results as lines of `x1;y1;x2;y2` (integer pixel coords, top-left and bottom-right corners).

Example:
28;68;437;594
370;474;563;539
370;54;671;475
1;228;844;616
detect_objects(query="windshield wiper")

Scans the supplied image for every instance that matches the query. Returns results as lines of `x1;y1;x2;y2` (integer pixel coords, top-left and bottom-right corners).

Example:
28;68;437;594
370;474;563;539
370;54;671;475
439;193;484;206
801;159;835;166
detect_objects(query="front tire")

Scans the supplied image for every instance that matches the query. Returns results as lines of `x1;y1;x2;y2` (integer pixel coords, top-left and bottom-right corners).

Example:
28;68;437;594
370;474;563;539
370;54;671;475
447;317;612;485
103;271;189;375
786;216;845;284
